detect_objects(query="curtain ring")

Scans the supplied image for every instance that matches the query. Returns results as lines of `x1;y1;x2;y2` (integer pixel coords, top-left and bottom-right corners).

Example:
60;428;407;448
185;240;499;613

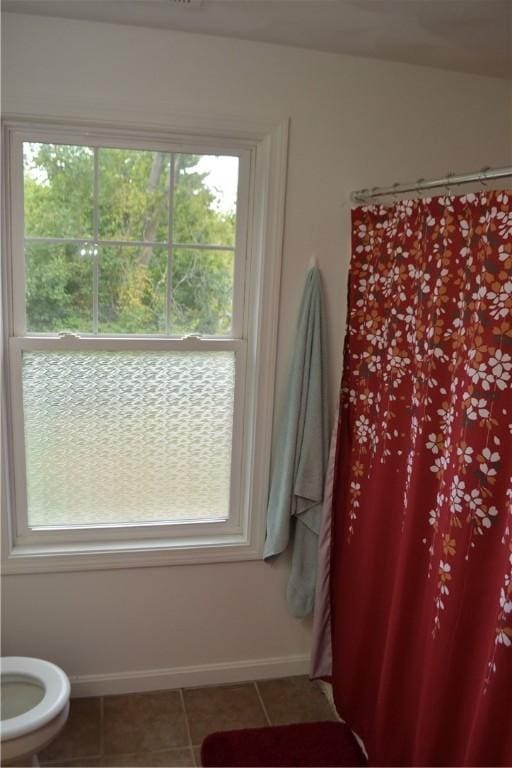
479;166;490;187
445;172;454;196
416;178;426;199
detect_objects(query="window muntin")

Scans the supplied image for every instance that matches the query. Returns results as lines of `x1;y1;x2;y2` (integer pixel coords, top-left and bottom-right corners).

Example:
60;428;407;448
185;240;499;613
10;133;248;536
22;142;239;337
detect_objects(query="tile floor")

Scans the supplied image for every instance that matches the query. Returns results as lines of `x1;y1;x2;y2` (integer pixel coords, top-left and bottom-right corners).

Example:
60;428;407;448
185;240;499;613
36;676;336;767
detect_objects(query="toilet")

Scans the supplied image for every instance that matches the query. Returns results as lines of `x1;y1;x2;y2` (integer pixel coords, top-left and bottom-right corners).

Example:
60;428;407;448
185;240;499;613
1;657;70;766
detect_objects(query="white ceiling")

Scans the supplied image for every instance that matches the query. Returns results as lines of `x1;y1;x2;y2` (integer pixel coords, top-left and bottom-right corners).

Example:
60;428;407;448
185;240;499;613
3;0;511;80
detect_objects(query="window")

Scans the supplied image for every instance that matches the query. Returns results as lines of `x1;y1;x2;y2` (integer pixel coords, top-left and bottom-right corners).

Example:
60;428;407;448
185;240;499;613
2;120;288;572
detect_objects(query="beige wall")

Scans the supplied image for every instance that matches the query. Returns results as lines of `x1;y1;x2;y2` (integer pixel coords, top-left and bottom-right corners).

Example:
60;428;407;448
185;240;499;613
2;12;511;692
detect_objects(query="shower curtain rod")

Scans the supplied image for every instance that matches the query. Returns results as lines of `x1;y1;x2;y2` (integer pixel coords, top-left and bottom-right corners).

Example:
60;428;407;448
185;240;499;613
351;165;512;204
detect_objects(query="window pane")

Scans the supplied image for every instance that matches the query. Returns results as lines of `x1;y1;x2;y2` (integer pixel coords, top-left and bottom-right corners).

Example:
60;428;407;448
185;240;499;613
22;351;235;527
171;249;234;335
99;149;170;243
99;246;167;334
25;243;93;333
173;154;238;246
23;143;93;238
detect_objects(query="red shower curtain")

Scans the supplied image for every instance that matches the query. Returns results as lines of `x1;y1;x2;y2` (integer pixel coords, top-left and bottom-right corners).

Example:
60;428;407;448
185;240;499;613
328;190;512;766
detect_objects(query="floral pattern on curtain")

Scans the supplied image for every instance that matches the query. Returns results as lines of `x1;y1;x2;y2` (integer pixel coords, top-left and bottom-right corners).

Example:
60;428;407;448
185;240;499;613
327;190;512;766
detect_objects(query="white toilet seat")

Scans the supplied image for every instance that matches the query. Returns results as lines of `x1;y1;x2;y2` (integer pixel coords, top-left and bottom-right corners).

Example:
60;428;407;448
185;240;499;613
1;657;71;741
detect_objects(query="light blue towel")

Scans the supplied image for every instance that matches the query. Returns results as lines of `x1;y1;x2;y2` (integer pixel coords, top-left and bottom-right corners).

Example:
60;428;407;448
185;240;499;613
263;266;329;618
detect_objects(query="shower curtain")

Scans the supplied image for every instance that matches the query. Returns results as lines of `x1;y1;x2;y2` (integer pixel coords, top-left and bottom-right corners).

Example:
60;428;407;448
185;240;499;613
312;190;512;766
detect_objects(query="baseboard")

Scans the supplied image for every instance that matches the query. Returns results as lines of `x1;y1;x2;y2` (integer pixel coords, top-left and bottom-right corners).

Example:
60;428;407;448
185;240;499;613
69;654;311;697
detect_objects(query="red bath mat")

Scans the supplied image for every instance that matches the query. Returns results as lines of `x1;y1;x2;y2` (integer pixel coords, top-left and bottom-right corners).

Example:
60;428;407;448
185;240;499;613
201;720;367;767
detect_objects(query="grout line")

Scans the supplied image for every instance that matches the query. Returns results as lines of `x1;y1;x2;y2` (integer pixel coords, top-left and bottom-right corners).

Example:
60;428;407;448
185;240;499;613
99;695;105;758
104;746;195;759
253;682;272;726
179;687;195;753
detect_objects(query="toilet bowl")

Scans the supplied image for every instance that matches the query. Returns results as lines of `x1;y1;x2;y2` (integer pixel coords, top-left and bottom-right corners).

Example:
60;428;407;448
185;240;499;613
1;657;70;766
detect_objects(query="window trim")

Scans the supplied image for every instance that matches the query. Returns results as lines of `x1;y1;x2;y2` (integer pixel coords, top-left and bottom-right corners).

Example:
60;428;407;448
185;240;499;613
1;116;289;574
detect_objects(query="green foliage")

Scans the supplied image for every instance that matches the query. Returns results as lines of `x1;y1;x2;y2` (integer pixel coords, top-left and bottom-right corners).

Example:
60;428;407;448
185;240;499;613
24;144;236;335
26;243;93;332
24;144;94;239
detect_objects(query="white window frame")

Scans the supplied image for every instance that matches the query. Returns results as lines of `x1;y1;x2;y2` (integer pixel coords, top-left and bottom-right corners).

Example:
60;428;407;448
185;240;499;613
1;117;288;574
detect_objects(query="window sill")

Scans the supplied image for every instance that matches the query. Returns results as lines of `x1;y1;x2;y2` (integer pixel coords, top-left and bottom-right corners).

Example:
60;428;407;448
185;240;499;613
2;532;264;574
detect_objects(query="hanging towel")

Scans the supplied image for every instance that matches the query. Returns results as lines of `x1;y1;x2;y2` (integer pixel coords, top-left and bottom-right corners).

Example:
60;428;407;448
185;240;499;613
263;266;329;618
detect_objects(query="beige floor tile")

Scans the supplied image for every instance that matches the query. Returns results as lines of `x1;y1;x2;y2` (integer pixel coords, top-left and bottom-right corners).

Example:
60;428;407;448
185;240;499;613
101;747;194;766
183;684;267;746
39;697;102;763
3;762;32;768
103;691;188;756
256;676;337;725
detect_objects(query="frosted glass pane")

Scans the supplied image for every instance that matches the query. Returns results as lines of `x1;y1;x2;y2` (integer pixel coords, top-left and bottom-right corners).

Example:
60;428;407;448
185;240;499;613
22;351;235;527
